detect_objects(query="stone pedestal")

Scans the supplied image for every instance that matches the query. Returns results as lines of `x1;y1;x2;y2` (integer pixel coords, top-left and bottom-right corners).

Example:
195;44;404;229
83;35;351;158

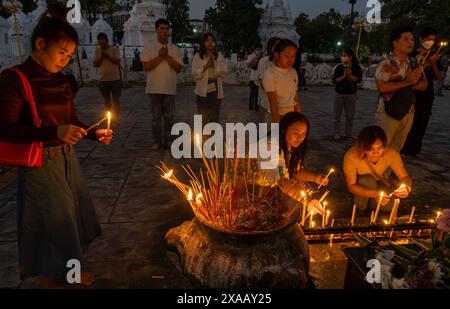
165;217;310;289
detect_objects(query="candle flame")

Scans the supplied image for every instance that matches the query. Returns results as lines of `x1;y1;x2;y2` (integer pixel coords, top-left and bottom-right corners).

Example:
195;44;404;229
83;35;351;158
301;191;306;198
380;191;385;198
107;111;111;121
196;193;203;204
187;189;193;201
384;220;388;225
195;134;201;145
327;210;330;216
163;169;173;179
311;221;316;228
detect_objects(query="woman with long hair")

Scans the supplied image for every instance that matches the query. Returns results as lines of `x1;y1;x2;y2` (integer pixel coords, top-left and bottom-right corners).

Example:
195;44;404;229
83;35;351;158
0;12;112;288
192;33;228;123
257;112;328;209
332;48;363;140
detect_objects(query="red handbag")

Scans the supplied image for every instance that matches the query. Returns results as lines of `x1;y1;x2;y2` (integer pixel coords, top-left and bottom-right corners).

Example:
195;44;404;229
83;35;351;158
0;68;43;167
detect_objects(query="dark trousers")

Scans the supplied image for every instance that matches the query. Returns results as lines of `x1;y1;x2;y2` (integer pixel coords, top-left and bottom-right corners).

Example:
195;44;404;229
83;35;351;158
149;94;175;145
402;97;434;156
197;92;221;124
300;69;307;89
249;81;259;110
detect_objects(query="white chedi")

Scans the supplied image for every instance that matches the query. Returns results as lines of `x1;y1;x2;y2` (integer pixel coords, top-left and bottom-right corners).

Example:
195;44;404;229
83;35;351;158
259;0;300;49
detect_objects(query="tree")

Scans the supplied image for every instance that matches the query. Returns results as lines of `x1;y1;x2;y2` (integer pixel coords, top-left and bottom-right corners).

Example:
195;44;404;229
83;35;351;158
163;0;191;44
361;0;450;54
205;0;263;53
295;9;345;53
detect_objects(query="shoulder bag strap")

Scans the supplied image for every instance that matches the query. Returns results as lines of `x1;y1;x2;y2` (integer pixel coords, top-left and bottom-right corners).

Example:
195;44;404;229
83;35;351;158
9;67;41;128
364;157;393;189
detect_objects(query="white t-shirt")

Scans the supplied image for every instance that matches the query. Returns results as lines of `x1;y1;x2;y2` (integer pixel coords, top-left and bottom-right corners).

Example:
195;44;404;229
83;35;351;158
263;66;298;109
141;41;183;95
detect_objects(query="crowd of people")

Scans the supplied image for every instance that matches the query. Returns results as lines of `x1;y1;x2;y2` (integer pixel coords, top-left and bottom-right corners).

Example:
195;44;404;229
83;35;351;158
0;2;448;288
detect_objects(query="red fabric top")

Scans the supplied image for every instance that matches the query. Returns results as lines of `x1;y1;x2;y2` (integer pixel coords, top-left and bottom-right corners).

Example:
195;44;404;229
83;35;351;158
0;57;97;147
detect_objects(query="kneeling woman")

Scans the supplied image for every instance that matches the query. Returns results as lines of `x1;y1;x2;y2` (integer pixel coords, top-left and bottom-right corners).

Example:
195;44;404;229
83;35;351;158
256;112;329;287
0;16;112;287
343;126;412;213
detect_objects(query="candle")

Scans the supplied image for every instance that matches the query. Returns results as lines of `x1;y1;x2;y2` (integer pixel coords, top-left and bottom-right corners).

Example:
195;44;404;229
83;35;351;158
322;202;327;228
436;211;442;221
351;204;357;226
389;184;406;198
318;168;335;190
373;192;385;224
86;116;108;132
370;211;375;225
388;199;400;225
318;190;330;204
301;191;307;226
331;219;335;228
311;221;316;228
309;211;314;228
325;210;331;227
107;111;111;132
329;234;334;248
408;207;415;224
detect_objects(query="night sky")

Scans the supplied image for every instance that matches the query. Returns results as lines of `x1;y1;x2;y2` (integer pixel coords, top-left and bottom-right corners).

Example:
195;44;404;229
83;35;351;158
189;0;370;19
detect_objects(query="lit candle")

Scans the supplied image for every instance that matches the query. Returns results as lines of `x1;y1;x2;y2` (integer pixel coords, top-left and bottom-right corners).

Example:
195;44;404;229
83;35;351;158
322;202;327;228
318;168;335;190
436;211;442;221
408;207;415;224
331;219;335;228
389;184;406;198
370;211;375;225
309;211;314;228
187;189;193;202
351;204;357;226
311;221;316;228
373;192;385;224
107;111;111;132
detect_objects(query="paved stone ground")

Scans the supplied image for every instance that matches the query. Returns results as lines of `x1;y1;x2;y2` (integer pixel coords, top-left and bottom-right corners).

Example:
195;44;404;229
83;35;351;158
0;85;449;289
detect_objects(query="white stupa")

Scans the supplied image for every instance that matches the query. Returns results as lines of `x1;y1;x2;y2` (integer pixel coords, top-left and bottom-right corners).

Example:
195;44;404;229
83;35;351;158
259;0;300;49
123;0;166;50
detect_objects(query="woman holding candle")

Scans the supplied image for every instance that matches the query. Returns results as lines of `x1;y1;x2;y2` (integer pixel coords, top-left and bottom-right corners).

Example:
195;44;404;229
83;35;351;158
257;112;329;216
343;126;412;214
0;14;113;287
192;33;228;124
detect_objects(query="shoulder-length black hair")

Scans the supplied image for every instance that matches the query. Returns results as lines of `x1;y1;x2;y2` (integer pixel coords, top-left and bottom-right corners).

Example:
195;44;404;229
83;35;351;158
279;112;310;179
32;17;78;52
343;48;358;64
356;126;387;158
199;33;218;60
